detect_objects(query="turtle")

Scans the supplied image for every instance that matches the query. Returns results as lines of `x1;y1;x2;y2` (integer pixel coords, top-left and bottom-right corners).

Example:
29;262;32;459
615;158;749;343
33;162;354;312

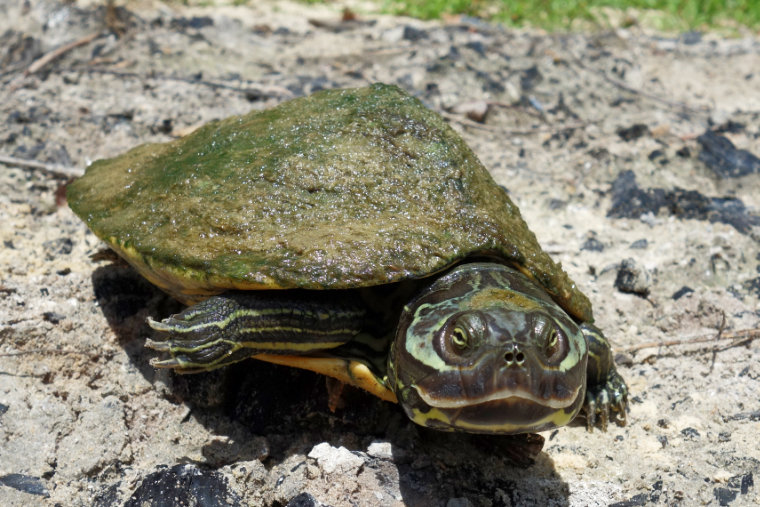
67;83;627;435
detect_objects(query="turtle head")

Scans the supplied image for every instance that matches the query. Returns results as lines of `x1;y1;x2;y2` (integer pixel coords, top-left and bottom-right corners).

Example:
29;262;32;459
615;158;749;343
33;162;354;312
389;262;588;434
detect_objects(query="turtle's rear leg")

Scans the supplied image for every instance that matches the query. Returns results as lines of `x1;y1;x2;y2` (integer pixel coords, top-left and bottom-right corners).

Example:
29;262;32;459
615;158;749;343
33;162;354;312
146;291;367;373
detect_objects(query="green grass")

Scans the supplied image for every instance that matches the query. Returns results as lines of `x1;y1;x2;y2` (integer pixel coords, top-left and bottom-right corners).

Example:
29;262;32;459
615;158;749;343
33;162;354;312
382;0;760;31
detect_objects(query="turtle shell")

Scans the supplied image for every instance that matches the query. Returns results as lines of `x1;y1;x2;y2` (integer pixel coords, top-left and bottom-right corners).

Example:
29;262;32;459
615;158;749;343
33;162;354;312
67;83;592;322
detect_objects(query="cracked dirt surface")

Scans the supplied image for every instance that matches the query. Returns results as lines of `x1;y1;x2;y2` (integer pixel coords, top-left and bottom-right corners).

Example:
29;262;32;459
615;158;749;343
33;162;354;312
1;1;759;505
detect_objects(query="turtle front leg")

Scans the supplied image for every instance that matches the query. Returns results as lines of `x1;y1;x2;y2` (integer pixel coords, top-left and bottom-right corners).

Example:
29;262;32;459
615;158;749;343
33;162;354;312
580;323;628;431
146;291;367;373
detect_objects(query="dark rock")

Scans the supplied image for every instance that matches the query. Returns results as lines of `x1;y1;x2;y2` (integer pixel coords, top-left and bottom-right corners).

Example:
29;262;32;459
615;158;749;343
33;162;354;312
676;146;691;158
697;130;760;178
287;492;324;507
629;239;648;249
616;124;649;141
680;427;700;439
125;464;241;507
520;65;542;91
714;120;745;134
42;311;65;324
170;16;214;30
464;40;486;56
402;25;427;41
581;237;604;252
151;118;173;134
671;286;694;300
547;199;566;210
614;258;651;297
0;474;49;497
93;481;122;507
740;472;753;494
0;403;8;417
608;170;760;236
713;487;737;506
726;472;753;495
588;147;610;160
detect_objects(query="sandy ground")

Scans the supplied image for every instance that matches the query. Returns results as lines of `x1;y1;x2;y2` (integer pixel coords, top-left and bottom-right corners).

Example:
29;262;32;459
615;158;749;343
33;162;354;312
1;1;759;505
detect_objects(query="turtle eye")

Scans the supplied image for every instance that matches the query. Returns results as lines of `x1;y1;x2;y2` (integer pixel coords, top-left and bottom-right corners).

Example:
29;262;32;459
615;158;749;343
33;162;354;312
451;327;469;350
545;328;559;357
543;325;567;364
435;311;485;363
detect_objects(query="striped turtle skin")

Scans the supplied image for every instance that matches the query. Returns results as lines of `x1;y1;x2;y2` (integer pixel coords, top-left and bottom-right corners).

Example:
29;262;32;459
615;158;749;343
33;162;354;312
68;84;627;435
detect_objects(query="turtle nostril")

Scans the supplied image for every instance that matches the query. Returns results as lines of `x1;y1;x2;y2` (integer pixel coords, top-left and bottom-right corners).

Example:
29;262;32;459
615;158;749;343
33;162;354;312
504;347;525;366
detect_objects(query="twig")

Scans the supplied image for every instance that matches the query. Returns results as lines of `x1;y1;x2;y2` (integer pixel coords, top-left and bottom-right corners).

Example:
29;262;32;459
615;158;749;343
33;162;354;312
0;349;92;357
566;51;709;114
0;154;84;178
706;311;727;374
621;328;760;353
442;110;591;135
60;66;294;99
25;31;104;76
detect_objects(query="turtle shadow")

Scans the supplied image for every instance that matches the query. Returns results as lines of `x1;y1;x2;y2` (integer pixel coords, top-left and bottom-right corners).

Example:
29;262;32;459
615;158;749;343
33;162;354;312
92;262;571;505
91;263;183;382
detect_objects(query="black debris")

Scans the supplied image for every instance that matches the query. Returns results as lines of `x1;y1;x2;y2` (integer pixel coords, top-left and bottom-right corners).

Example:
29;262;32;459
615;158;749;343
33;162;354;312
464;40;486;56
728;472;753;495
676;146;691;158
287;492;324;507
713;487;737;506
671;286;694;300
608;170;760;236
42;311;65;324
616;124;649;141
520;65;542;91
0;474;49;498
629;239;648;249
125;464;241;507
170;16;214;30
697;130;760;178
713;120;745;134
581;237;604;252
402;25;427;41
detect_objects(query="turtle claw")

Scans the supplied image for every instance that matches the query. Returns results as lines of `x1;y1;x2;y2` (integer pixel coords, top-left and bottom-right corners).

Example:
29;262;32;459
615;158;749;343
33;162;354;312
147;353;206;374
584;368;628;432
144;297;248;373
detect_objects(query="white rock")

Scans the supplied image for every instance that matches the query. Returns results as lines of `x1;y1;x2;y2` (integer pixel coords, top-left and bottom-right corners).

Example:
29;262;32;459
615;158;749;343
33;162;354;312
307;443;364;475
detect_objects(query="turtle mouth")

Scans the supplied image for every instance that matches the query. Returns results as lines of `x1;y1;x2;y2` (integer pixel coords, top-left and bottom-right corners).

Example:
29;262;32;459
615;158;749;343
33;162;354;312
408;385;584;434
413;384;582;410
